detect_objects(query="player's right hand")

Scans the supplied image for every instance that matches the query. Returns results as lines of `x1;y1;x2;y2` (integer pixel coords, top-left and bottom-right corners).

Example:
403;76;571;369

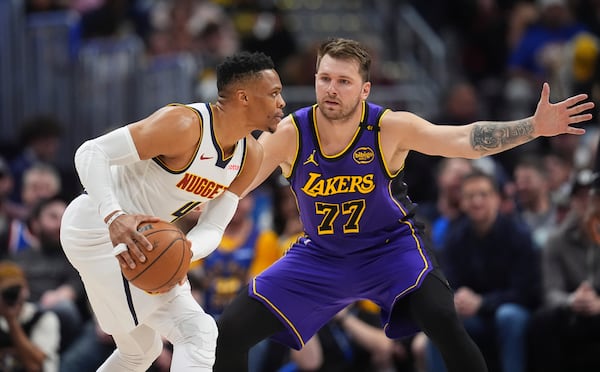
107;213;161;269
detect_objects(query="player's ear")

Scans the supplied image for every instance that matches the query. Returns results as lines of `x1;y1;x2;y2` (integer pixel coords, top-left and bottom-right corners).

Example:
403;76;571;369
361;82;371;99
236;89;249;105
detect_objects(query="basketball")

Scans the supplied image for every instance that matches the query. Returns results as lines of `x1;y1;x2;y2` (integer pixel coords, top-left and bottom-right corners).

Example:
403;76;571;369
121;220;192;293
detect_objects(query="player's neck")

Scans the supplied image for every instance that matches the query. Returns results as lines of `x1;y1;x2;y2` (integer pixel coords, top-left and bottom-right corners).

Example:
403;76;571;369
315;108;362;155
211;103;248;155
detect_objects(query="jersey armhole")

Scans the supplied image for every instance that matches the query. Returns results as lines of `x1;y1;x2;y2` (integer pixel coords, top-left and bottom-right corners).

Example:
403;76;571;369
375;108;402;179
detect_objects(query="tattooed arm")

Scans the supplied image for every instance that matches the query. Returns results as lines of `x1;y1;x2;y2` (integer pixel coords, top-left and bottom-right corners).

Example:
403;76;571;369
382;83;593;168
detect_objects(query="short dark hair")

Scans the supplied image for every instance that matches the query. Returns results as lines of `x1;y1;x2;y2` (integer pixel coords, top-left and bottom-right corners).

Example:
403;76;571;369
461;169;501;194
216;51;275;93
30;195;66;220
317;38;371;82
19;115;63;145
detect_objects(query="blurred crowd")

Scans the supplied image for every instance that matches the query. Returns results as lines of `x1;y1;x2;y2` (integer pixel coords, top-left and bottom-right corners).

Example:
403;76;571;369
1;0;600;371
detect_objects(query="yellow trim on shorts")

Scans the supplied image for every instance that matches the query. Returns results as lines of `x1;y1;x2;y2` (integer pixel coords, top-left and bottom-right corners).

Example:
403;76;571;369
383;219;430;333
252;278;305;348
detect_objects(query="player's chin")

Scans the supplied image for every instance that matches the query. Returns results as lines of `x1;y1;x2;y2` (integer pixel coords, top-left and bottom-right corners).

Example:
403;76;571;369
265;118;281;133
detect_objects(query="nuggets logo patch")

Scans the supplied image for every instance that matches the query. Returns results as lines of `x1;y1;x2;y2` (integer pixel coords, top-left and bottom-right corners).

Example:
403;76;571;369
353;147;374;164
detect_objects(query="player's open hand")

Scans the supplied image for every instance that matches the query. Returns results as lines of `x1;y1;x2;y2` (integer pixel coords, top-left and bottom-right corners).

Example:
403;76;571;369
533;83;594;137
107;213;161;269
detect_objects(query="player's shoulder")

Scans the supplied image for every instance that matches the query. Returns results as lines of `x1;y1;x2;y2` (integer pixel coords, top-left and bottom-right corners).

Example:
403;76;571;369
379;109;423;130
274;114;298;136
154;103;203;130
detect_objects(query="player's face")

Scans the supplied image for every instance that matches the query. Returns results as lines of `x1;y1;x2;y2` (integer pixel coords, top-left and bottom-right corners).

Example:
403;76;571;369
247;69;286;133
315;55;370;122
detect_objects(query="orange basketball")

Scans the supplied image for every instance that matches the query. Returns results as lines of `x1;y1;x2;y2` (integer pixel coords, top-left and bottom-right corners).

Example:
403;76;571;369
121;220;192;293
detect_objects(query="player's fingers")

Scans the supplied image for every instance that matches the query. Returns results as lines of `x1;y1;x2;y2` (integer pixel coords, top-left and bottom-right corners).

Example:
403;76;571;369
120;251;137;269
112;243;129;269
569;113;594;124
567;101;595;115
565;126;586;135
137;215;161;224
540;82;550;103
131;229;154;252
129;239;147;263
563;93;590;108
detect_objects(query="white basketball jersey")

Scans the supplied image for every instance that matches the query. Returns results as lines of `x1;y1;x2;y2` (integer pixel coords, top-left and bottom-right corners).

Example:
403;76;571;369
112;102;246;222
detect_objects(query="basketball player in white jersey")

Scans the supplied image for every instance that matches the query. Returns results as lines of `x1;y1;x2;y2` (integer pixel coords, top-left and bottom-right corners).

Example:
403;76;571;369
59;51;285;371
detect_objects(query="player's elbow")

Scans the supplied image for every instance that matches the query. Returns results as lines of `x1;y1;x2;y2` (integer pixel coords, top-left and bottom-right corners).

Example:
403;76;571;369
74;140;94;175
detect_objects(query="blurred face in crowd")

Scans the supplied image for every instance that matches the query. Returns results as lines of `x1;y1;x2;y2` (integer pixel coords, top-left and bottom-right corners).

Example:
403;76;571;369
544;153;572;193
460;176;501;230
514;165;549;208
32;199;66;252
0;169;13;201
21;167;61;208
437;158;473;205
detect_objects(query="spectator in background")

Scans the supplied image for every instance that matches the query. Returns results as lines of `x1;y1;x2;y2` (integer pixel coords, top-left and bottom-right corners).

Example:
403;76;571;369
0;260;60;372
404;81;483;204
562;32;600;122
147;0;239;102
0;158;21;257
529;168;600;372
232;1;298;70
513;154;559;249
25;0;67;14
13;196;84;352
417;158;473;250
59;316;115;372
19;164;62;219
506;0;588;119
193;192;278;318
427;170;540;372
7;163;62;254
189;192;279;371
248;175;302;279
8;115;63;205
543;149;574;210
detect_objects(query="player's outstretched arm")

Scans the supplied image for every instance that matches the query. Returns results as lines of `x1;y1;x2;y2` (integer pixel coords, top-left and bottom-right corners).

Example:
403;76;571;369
391;83;594;160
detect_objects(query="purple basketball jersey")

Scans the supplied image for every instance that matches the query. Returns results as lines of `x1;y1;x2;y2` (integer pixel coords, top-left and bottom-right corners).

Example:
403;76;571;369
251;102;434;349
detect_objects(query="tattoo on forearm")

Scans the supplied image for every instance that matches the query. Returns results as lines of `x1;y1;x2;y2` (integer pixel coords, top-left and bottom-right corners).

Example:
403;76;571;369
471;119;534;153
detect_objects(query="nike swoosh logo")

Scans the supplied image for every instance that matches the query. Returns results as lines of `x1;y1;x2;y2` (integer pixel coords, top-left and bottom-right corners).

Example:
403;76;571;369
200;154;214;160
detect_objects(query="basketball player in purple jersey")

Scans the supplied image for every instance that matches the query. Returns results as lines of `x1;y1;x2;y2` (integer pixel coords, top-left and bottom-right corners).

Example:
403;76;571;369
214;38;594;372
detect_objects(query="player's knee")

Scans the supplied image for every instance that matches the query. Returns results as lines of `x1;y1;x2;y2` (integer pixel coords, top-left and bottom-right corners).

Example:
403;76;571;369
147;333;164;363
173;311;218;365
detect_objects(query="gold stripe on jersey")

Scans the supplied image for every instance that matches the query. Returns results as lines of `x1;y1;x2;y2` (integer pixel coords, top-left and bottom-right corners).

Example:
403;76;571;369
152;103;203;173
313;102;364;159
376;109;403;178
387;179;407;216
252;278;305;348
208;103;237;163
